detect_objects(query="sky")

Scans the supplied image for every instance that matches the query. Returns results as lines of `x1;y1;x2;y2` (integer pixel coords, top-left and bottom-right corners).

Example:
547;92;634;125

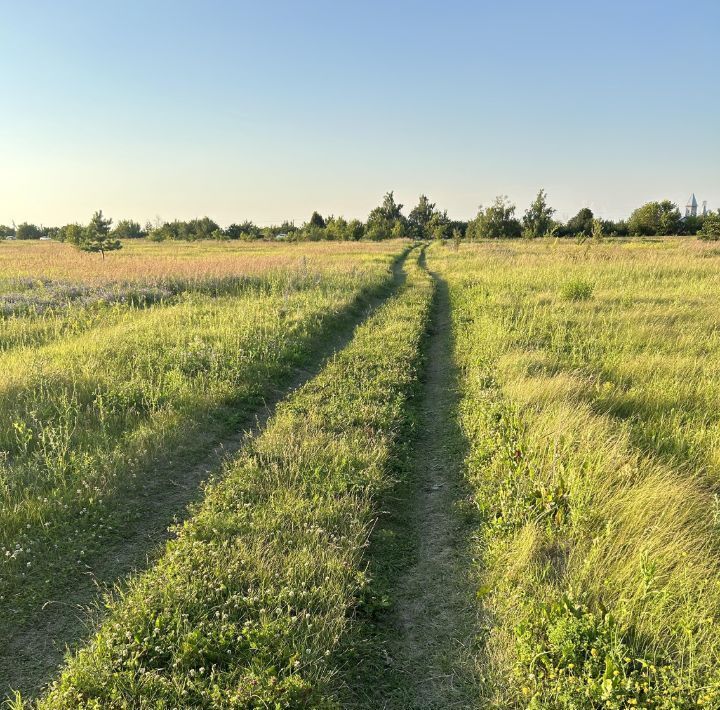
1;0;719;227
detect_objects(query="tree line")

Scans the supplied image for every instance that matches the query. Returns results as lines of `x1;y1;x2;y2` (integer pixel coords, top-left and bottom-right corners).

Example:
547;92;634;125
2;191;719;247
464;191;719;241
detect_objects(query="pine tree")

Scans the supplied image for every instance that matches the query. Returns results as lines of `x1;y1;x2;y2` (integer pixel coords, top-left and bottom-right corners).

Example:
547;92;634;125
77;210;121;259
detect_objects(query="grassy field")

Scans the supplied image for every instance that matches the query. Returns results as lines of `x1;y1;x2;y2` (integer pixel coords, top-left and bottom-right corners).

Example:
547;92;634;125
0;239;397;284
0;239;406;699
34;248;433;707
0;240;399;350
5;236;720;708
429;238;720;707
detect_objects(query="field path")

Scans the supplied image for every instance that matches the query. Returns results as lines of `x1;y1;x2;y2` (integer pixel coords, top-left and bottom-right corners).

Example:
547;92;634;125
1;251;411;701
372;266;481;708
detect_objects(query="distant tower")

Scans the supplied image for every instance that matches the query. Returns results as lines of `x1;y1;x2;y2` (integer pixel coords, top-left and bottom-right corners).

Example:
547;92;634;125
702;200;707;217
686;193;698;218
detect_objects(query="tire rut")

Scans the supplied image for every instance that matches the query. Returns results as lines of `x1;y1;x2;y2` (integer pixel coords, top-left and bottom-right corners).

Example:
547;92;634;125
381;266;481;709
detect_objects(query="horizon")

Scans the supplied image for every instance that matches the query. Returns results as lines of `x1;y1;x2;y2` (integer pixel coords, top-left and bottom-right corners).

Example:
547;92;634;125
2;0;718;226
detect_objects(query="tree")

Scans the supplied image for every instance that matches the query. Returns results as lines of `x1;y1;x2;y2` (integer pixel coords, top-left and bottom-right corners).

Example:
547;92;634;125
366;191;407;240
299;223;326;241
681;215;703;235
148;221;178;241
428;210;450;240
226;221;262;240
522;189;555;238
628;200;681;236
699;211;720;241
448;220;468;239
391;219;410;239
452;227;462;251
591;217;604;242
369;191;404;223
57;223;84;244
325;217;364;241
146;217;222;241
276;220;298;237
603;219;629;237
15;222;43;240
346;219;365;241
0;225;14;238
298;212;329;240
309;211;326;228
257;221;298;241
147;224;167;241
466;196;522;240
658;201;682;235
326;216;365;241
111;219;145;239
408;194;436;239
564;208;594;237
186;217;220;240
75;210;121;259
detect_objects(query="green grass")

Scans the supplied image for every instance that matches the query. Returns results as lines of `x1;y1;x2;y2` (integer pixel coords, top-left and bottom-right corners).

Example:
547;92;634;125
9;236;720;707
28;249;433;708
429;238;720;707
336;269;482;709
0;244;403;675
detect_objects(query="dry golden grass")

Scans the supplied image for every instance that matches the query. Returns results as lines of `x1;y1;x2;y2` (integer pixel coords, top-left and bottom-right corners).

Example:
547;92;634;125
0;239;405;284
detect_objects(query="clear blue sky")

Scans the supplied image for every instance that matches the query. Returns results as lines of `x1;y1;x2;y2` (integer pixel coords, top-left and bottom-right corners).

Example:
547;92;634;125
1;0;718;226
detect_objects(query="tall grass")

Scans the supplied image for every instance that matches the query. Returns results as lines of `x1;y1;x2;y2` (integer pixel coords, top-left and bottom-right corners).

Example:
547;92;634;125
32;249;433;708
0;240;404;350
0;243;402;639
0;239;404;285
430;238;720;707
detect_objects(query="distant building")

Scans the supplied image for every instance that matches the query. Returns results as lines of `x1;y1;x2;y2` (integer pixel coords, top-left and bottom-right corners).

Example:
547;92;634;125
685;194;708;218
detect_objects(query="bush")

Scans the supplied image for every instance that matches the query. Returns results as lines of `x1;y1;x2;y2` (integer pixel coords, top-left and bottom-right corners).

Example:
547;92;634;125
111;220;145;240
15;223;43;240
561;279;594;301
467;196;522;240
699;212;720;241
628;201;681;236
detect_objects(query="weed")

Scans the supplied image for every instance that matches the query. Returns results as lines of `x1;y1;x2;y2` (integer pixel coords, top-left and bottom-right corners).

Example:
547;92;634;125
560;278;594;301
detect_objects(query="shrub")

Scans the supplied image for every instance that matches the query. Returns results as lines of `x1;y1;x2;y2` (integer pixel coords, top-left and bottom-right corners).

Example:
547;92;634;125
699;212;720;241
560;279;593;301
467;196;522;240
628;201;681;236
